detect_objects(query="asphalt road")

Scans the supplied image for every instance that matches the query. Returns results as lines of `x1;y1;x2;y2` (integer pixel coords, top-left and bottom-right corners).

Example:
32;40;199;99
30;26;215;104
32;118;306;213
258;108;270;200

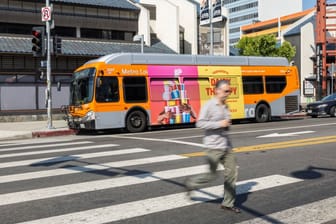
0;117;336;224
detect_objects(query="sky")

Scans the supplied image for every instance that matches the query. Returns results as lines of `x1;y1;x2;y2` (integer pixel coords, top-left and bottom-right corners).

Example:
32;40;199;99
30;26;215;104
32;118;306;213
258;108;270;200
303;0;316;10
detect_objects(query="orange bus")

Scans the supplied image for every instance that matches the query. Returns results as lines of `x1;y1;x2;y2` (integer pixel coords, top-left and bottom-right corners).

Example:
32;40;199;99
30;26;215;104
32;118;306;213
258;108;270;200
62;53;300;132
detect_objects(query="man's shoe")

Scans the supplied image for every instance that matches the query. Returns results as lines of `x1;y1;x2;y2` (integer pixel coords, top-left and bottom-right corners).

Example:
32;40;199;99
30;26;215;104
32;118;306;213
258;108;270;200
220;205;241;213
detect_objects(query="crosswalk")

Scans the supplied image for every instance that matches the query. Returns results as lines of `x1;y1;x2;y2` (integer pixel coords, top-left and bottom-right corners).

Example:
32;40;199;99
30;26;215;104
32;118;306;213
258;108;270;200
0;139;335;224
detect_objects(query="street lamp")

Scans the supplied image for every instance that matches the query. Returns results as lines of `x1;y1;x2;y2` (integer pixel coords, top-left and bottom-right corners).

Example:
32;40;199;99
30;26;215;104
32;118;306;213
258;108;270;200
133;34;144;53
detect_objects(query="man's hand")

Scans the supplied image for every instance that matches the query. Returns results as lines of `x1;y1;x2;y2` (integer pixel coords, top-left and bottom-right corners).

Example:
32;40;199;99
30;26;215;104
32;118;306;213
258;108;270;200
220;119;231;128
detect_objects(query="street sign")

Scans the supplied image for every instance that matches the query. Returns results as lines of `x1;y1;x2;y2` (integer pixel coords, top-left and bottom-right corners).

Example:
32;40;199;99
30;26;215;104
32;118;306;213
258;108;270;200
200;0;223;26
41;7;52;21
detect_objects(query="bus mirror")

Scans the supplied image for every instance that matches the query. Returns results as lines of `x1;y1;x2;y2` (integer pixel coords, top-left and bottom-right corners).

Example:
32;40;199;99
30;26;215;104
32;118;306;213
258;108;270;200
57;81;61;91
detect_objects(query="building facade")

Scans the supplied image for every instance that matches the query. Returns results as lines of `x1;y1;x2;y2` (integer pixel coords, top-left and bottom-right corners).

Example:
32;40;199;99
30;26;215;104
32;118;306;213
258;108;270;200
241;8;336;107
223;0;303;45
134;0;199;54
0;0;175;115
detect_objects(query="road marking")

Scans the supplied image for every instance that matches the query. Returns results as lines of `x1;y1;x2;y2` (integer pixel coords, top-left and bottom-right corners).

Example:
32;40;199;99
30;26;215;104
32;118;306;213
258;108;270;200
0;155;186;184
257;131;315;138
0;138;83;147
181;135;336;157
236;196;336;224
112;135;205;148
0;143;116;158
0;164;215;206
111;122;336;139
0;147;149;169
230;122;336;135
16;175;302;224
0;141;93;152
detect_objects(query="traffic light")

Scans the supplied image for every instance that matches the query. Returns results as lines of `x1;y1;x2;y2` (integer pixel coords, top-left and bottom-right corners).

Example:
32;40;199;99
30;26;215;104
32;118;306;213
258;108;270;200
53;35;62;56
32;26;46;57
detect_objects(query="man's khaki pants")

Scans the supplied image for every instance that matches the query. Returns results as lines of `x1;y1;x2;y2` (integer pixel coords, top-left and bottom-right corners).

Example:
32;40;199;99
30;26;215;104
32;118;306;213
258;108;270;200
185;149;238;207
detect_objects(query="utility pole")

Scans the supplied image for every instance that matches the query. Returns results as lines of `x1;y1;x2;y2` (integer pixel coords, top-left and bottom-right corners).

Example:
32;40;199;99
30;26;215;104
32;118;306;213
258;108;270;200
42;0;53;129
209;0;214;55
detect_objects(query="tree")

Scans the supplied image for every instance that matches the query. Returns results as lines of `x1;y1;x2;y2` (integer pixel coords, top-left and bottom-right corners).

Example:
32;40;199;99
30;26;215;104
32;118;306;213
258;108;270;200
236;34;296;62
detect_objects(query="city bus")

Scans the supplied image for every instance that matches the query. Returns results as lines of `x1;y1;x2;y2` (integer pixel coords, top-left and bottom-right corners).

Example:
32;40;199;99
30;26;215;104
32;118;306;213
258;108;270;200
62;53;300;132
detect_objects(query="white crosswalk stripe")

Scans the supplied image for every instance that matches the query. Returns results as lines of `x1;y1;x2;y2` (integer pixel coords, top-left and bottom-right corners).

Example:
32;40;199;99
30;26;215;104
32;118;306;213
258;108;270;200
236;196;336;224
16;175;302;224
0;154;186;183
0;146;146;169
0;142;115;158
0;141;93;152
1;140;335;224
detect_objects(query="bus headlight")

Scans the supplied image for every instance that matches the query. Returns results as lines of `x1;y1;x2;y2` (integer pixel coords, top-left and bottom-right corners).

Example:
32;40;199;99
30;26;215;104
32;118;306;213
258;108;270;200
84;111;95;121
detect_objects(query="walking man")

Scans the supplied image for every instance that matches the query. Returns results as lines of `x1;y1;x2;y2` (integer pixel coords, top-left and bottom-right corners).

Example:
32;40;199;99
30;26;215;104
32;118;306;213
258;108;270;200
185;80;240;213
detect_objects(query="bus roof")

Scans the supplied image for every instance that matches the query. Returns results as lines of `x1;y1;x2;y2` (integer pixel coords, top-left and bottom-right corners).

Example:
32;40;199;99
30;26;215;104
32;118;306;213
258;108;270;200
85;53;289;67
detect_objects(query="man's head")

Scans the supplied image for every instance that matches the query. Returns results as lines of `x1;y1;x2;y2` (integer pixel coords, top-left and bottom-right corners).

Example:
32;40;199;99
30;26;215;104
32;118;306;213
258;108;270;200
215;80;231;102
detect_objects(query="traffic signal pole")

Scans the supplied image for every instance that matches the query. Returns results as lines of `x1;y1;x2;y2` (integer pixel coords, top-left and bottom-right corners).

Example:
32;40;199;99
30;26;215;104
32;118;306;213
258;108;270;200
46;0;53;129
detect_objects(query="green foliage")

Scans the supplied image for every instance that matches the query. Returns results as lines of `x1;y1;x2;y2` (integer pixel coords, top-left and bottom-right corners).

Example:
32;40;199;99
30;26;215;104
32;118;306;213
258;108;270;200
236;34;296;62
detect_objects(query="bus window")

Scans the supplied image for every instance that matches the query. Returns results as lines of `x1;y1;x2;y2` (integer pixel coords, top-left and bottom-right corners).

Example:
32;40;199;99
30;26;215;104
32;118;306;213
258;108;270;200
242;76;264;94
265;76;287;93
70;68;95;105
123;77;147;103
96;77;119;103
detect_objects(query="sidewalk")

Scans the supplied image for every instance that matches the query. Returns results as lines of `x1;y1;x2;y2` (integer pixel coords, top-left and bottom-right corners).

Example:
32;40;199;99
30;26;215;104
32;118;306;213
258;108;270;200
0;120;77;141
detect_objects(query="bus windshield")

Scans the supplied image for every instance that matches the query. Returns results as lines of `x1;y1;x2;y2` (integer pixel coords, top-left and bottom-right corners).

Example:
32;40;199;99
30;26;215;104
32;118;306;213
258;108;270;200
70;68;95;106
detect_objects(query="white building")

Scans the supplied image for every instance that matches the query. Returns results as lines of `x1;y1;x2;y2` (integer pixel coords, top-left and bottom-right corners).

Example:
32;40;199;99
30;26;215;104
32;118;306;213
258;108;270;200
133;0;199;54
223;0;303;45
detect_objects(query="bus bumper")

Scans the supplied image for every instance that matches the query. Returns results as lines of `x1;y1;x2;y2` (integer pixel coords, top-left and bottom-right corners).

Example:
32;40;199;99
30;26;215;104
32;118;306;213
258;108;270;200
67;117;96;130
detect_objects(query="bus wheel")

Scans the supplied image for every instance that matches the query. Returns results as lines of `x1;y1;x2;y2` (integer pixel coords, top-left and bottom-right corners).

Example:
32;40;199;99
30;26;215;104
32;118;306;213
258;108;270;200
126;110;147;132
255;104;270;123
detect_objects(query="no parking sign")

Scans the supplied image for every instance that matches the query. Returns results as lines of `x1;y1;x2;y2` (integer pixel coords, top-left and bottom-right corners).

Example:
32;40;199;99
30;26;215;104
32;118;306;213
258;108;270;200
41;7;52;22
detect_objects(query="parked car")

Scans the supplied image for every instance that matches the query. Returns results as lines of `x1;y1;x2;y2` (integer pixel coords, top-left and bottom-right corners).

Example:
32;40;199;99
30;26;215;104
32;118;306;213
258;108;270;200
306;93;336;118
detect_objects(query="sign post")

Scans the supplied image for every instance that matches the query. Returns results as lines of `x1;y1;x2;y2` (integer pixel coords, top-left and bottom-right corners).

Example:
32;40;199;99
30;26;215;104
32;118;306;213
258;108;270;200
200;0;225;55
331;63;334;95
42;2;53;129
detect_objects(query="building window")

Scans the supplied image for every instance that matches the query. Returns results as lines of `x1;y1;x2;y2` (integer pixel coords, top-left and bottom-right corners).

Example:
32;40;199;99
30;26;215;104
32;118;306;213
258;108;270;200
229;38;240;44
242;76;264;94
229;2;258;13
123;77;147;103
206;31;222;44
223;0;241;5
230;27;240;33
229;13;259;23
0;22;32;35
53;27;76;37
180;31;185;54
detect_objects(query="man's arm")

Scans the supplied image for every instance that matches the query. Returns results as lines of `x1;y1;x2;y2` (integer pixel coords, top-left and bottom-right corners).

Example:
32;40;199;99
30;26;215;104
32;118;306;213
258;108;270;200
196;101;230;129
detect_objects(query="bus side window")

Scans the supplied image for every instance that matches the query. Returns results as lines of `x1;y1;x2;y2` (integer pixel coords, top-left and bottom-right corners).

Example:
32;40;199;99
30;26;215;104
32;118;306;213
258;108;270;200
242;76;264;94
96;77;119;102
123;77;147;103
265;76;287;93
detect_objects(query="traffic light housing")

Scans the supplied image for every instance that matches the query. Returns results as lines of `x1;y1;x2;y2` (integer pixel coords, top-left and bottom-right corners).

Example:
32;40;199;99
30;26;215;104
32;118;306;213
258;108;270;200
32;26;46;57
53;35;62;56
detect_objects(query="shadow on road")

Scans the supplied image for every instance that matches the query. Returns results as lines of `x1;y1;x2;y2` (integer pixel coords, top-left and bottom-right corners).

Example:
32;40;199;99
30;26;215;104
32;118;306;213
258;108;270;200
291;165;336;180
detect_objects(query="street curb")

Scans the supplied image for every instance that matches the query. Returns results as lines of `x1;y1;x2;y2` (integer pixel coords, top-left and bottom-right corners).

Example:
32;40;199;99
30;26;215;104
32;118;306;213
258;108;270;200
280;113;307;119
32;129;78;138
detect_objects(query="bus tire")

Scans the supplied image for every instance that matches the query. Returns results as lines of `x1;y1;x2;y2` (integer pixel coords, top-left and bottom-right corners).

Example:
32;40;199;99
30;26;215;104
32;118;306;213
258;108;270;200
126;110;147;133
255;104;270;123
330;106;336;117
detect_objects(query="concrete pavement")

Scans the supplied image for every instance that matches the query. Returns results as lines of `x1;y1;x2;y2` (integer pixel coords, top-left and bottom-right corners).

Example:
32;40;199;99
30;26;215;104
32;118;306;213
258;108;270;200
0;119;76;141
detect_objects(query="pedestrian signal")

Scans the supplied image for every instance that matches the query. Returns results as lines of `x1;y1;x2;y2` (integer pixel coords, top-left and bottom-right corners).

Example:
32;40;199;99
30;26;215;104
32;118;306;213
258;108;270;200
53;35;62;56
